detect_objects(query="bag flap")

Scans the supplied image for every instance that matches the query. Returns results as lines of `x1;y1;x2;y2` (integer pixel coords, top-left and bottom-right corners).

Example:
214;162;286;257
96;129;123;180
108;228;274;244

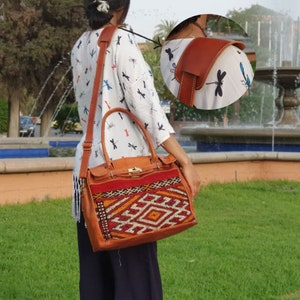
158;154;177;165
89;164;109;177
175;37;245;90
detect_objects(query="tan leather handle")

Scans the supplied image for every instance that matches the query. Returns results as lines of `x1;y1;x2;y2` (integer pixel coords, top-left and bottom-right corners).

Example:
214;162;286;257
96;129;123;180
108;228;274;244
101;107;158;168
80;25;118;179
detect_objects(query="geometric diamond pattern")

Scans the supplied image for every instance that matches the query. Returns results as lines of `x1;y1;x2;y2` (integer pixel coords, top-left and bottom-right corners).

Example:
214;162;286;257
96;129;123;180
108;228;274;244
92;173;194;240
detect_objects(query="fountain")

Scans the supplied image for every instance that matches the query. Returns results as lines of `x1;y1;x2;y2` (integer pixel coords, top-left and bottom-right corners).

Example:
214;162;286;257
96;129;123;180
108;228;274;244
0;58;78;159
255;66;300;126
180;66;300;152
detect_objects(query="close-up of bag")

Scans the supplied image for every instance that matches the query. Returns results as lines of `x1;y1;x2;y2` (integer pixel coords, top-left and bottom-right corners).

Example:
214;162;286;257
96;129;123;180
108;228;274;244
175;37;246;107
160;14;255;110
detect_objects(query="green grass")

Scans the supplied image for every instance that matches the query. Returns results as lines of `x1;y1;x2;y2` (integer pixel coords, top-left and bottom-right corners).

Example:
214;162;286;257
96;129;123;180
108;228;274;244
160;181;300;300
0;200;79;300
1;181;300;300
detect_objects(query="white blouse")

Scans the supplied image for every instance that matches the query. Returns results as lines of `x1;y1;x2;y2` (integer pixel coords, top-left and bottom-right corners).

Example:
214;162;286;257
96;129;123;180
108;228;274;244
71;27;174;221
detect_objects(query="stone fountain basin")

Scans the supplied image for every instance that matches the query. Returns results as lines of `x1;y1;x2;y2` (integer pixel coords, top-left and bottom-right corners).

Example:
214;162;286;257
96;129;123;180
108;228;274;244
255;67;300;89
0;137;80;158
180;126;300;152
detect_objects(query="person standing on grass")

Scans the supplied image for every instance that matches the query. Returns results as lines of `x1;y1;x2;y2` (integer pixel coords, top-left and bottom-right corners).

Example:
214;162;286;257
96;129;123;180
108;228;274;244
71;1;201;299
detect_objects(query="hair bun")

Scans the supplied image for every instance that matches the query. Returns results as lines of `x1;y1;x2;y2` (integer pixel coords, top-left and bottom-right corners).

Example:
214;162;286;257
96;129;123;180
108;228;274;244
96;1;110;13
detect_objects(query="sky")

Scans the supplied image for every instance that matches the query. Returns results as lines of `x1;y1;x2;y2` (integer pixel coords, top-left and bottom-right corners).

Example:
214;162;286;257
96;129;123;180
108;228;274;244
126;0;300;41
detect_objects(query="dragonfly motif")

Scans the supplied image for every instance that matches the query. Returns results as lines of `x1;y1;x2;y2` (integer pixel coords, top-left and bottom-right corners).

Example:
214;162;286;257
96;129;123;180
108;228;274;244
128;143;138;150
165;47;179;61
165;48;174;61
110;139;118;150
170;62;177;81
240;62;251;88
206;69;227;97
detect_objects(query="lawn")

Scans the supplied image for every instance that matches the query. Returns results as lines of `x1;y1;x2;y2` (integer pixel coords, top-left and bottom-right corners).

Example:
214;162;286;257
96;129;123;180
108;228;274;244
1;181;300;300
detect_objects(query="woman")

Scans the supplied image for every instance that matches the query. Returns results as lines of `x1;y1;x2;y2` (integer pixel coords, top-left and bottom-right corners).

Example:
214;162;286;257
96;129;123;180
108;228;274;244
71;1;200;299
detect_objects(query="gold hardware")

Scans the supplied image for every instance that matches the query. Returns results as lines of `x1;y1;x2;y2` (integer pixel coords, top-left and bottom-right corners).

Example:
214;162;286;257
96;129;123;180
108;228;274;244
128;167;142;173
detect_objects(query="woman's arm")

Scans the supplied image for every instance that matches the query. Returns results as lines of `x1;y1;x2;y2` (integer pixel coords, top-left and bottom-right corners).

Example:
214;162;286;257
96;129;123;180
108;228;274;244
162;135;201;198
114;30;200;197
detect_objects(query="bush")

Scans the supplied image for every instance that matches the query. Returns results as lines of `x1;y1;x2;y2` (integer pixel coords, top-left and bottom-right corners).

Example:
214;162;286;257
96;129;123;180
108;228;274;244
0;98;8;134
53;103;80;133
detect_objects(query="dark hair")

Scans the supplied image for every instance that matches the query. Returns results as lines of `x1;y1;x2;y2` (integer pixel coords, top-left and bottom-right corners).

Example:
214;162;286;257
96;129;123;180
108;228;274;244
85;0;130;30
167;15;199;39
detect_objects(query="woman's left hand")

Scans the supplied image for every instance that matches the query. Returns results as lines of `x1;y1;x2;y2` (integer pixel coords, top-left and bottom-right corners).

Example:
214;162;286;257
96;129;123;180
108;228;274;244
161;135;201;199
180;161;201;199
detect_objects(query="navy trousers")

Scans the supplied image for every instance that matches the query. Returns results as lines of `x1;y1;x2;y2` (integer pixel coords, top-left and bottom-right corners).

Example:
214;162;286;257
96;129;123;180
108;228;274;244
77;218;163;300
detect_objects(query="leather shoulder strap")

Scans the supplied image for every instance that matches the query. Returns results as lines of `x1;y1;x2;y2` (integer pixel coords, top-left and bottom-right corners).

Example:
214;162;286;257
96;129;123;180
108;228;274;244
175;37;245;107
79;25;118;179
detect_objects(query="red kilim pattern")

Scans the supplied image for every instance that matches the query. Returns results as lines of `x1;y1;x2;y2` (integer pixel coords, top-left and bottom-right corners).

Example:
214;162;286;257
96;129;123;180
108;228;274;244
92;175;192;240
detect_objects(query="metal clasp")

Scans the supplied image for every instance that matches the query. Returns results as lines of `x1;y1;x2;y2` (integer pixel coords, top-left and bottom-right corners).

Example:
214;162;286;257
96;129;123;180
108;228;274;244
128;167;142;173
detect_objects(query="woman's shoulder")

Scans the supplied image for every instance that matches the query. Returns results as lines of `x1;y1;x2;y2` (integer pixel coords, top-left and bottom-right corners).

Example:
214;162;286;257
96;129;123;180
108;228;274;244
72;31;95;52
110;26;139;52
114;25;136;40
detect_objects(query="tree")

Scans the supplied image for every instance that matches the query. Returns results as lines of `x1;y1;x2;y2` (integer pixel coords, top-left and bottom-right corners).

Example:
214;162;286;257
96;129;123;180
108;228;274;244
226;4;294;67
0;0;85;137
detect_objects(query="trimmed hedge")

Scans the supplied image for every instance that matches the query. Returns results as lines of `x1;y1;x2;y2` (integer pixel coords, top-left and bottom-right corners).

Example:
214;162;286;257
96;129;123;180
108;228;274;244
0;99;8;134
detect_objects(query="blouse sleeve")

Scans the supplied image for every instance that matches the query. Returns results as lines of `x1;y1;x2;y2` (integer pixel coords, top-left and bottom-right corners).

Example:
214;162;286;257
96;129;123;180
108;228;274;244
113;28;174;147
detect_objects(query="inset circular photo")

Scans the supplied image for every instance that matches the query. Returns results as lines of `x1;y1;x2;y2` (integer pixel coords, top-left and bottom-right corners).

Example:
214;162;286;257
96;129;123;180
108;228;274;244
160;14;256;110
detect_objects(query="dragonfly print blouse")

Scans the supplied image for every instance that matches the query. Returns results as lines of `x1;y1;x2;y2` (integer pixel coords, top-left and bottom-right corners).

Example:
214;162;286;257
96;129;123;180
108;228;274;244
71;27;174;221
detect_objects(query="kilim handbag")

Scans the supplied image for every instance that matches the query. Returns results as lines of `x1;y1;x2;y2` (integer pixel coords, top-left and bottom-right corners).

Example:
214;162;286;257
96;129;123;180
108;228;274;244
79;26;197;252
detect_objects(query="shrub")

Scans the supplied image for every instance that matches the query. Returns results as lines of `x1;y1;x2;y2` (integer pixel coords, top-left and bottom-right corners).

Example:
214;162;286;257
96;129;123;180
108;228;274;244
0;98;8;134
